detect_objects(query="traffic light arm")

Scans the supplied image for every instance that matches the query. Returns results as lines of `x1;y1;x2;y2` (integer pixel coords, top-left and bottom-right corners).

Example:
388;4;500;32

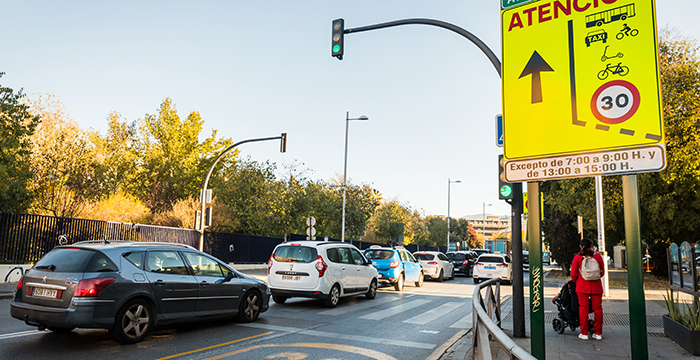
344;18;501;77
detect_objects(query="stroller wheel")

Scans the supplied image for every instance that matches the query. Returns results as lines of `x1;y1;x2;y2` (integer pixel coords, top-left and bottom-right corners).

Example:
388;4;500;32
552;318;561;332
570;324;576;331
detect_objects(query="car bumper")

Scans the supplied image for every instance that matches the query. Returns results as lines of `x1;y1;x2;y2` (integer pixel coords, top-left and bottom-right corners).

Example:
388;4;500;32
11;298;116;329
270;288;328;299
454;265;471;274
376;270;401;283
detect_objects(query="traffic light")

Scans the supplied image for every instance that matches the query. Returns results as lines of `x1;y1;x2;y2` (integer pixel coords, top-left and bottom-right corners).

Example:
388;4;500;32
498;155;514;201
331;18;344;60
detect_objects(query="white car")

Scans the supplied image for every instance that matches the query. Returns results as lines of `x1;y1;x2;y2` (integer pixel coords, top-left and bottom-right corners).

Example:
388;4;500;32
267;241;378;308
413;251;454;281
472;254;513;285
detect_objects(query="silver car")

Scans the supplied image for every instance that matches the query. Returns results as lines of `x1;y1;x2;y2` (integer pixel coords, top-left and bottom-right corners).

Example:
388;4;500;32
11;240;270;344
413;251;454;281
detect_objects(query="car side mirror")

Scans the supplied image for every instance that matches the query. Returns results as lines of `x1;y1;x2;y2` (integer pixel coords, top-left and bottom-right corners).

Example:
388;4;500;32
366;259;373;265
216;271;235;284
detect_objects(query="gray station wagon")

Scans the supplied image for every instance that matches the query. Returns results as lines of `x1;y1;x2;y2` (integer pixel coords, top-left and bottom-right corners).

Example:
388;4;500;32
10;240;270;344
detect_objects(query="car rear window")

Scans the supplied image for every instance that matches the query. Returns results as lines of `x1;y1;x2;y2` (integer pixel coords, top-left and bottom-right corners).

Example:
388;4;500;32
478;256;505;264
85;252;118;272
273;246;318;263
414;253;435;261
448;253;466;261
34;248;95;273
364;250;394;260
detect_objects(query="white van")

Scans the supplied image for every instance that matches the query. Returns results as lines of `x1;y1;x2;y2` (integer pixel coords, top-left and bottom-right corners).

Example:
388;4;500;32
267;241;378;307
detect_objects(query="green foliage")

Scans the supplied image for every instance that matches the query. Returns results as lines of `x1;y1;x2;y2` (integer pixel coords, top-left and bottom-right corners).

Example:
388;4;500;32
663;289;700;330
0;74;39;212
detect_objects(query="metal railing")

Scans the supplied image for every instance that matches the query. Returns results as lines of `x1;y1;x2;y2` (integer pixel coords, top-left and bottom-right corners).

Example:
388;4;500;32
472;278;536;360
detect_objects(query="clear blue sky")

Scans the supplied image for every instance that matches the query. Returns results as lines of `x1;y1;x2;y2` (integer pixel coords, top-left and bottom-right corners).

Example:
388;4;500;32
1;1;697;220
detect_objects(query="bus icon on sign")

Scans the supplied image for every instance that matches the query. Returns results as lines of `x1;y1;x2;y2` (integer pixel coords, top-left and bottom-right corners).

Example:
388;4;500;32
586;4;636;28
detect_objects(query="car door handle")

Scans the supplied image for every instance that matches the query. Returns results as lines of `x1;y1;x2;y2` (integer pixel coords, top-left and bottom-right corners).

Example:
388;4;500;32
200;281;209;286
155;279;165;285
342;267;346;271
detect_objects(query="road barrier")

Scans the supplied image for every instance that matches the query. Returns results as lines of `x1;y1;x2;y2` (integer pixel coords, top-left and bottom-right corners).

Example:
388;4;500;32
472;278;535;360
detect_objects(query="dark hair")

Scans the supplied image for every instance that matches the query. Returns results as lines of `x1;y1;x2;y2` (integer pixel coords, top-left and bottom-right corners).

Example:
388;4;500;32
580;238;593;249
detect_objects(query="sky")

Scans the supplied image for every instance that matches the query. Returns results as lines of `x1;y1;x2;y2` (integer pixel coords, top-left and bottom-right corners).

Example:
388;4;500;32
1;1;698;221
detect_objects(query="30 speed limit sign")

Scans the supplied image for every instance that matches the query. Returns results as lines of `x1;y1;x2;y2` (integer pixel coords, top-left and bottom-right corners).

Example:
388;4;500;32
590;80;641;125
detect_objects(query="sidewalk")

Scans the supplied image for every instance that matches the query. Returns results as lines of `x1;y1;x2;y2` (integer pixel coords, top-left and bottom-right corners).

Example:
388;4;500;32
454;275;698;360
0;282;16;299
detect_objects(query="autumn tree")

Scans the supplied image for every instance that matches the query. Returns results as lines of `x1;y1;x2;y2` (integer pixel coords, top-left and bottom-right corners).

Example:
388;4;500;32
0;74;39;212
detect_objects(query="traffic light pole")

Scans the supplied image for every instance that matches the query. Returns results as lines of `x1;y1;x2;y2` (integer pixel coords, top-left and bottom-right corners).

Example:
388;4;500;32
343;18;501;77
510;183;526;338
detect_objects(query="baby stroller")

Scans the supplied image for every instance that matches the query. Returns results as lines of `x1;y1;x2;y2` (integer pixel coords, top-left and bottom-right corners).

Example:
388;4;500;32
551;280;594;334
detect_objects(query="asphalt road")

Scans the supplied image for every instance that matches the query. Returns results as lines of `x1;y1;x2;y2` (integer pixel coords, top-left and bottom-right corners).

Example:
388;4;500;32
0;271;524;360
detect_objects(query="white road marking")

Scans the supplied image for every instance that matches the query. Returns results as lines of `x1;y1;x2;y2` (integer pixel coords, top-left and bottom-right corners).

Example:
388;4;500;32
318;296;397;316
239;323;436;349
0;330;46;340
449;313;473;329
403;301;463;325
359;299;431;320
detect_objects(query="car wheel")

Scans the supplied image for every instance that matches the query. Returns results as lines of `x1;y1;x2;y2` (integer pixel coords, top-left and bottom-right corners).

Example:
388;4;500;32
448;269;454;280
366;279;377;299
237;291;261;323
110;298;154;344
473;278;480;284
393;273;405;291
48;327;75;334
324;284;341;308
272;295;288;304
437;269;444;282
415;272;424;287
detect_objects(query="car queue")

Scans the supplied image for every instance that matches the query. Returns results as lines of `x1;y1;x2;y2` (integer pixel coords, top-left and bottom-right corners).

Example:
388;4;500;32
10;239;511;345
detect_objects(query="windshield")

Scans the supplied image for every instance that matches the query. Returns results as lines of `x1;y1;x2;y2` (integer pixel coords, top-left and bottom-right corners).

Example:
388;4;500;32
364;250;394;260
414;253;435;261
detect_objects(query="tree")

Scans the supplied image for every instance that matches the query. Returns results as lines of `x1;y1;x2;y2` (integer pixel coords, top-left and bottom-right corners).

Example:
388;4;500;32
426;216;448;248
366;200;410;244
27;94;105;217
133;98;232;214
92;111;139;196
0;74;39;212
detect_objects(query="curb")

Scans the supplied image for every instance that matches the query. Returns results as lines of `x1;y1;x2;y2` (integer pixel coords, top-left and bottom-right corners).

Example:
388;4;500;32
432;328;471;360
0;292;14;299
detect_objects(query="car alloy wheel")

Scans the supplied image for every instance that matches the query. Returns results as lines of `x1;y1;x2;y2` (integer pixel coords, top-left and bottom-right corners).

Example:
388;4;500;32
393;273;404;291
366;279;377;299
415;271;424;287
237;291;261;322
324;284;340;308
437;269;444;282
110;299;153;344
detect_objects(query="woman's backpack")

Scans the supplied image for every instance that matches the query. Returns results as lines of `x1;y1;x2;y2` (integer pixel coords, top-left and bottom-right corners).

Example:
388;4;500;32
580;255;601;281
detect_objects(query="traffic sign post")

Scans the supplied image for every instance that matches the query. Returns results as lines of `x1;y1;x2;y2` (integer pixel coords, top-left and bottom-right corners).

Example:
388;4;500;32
501;0;665;182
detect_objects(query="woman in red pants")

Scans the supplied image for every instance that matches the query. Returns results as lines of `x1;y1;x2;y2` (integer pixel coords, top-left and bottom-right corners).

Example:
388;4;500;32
570;238;604;340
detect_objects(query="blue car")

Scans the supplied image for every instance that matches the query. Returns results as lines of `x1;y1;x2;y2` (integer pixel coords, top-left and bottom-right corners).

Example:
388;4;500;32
363;247;423;291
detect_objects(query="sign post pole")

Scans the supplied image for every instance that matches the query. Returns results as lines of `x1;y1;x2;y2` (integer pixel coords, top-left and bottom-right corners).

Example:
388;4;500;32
623;175;648;359
528;182;545;359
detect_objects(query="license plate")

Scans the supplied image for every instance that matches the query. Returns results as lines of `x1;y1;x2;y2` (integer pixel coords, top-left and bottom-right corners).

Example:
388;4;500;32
33;287;58;298
282;275;301;281
485;266;496;270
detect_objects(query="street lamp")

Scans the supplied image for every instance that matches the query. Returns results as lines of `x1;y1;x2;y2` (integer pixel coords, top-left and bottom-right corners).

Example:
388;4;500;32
342;112;369;242
482;202;492;246
197;134;287;251
447;179;461;252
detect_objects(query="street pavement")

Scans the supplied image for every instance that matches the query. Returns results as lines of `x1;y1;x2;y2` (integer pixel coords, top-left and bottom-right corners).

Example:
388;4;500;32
2;267;697;359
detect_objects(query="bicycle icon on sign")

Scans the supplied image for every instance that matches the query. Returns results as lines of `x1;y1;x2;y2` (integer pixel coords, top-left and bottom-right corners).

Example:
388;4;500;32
598;62;629;80
616;23;639;40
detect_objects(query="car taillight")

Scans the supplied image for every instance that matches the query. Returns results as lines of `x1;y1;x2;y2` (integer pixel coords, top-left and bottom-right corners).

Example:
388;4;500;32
390;261;400;268
268;254;274;275
427;261;438;265
315;256;328;277
74;277;116;297
16;275;24;291
475;262;482;266
462;260;469;265
497;264;508;267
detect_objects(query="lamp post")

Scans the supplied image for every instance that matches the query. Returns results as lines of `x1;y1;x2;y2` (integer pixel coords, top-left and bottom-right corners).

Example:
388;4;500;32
447;179;461;252
482;202;492;247
342;112;369;242
198;134;287;252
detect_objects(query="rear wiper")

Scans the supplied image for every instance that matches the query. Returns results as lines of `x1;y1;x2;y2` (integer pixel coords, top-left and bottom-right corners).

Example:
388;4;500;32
35;264;56;271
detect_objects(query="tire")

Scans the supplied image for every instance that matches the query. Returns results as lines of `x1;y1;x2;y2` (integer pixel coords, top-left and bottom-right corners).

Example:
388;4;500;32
473;278;480;284
437;269;444;282
324;284;341;308
366;279;377;299
448;269;454;280
110;299;154;344
553;318;562;333
415;272;424;287
48;327;75;334
237;291;261;323
272;295;288;304
393;273;405;291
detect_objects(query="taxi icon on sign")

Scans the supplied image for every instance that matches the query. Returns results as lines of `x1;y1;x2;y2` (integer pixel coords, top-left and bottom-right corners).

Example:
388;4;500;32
585;29;608;47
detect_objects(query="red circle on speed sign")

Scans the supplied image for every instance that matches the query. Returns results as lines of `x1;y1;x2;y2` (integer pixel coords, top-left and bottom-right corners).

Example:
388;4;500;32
590;80;640;124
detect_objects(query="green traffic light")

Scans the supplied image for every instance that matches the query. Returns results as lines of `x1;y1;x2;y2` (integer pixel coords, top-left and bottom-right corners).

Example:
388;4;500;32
333;44;340;53
500;184;513;197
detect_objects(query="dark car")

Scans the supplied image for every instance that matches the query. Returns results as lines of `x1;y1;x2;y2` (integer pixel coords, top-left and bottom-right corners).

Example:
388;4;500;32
446;251;478;277
523;251;530;270
11;240;270;344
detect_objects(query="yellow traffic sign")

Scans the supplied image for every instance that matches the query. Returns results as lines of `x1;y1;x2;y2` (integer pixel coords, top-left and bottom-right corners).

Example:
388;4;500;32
501;0;664;179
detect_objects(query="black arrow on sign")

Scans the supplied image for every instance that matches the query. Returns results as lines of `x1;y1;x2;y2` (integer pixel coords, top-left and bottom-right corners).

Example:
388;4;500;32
519;51;554;104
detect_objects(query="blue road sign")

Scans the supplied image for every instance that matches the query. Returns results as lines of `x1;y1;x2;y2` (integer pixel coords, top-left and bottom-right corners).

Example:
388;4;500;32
496;114;503;147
